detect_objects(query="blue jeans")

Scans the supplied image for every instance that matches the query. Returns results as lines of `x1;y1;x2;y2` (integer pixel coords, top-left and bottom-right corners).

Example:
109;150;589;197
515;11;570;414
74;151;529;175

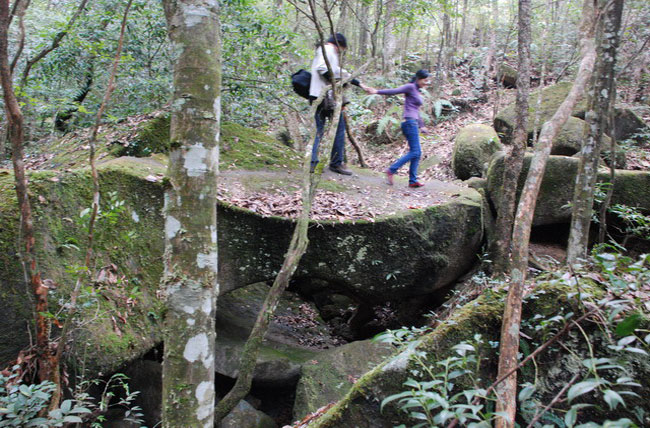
312;105;346;168
389;119;421;184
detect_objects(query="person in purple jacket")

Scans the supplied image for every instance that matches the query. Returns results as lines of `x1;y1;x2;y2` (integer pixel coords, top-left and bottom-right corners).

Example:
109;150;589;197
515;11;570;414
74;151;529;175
365;69;430;187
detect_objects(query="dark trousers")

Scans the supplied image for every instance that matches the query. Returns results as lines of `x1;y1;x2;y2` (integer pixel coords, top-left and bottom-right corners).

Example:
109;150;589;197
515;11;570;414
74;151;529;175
311;104;346;168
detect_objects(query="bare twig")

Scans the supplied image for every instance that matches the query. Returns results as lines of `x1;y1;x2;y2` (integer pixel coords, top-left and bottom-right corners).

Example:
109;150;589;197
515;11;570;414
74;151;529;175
20;0;90;88
525;373;580;428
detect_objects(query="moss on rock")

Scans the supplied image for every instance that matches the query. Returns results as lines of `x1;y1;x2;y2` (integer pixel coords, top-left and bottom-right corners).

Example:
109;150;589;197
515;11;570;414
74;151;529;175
498;63;518;88
486;153;650;226
30;114;300;172
309;279;649;427
0;158;166;374
293;339;394;421
494;82;588;144
452;124;502;180
112;115;171;157
220;121;302;170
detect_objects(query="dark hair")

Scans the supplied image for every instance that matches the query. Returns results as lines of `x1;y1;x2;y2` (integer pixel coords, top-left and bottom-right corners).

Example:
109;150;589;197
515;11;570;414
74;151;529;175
410;69;430;83
326;33;348;49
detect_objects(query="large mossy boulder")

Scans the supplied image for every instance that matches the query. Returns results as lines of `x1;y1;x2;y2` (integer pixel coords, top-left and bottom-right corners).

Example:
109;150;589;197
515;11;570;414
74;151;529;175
218;191;484;300
0;157;166;373
308;279;650;427
486;153;650;226
452;124;502;180
494;82;588;144
552;117;623;166
293;339;394;421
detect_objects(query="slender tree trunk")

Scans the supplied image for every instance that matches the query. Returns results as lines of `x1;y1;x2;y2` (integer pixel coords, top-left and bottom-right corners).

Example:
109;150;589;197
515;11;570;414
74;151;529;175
358;0;369;59
567;0;623;264
381;0;396;72
491;0;531;275
337;0;348;31
0;0;56;388
598;92;617;243
370;0;384;58
494;1;598;426
482;0;498;88
213;1;371;419
343;110;368;167
458;0;469;53
160;1;221;426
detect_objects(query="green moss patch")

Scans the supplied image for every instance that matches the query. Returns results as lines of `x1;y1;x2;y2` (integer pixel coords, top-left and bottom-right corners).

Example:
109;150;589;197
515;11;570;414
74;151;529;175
494;82;588;144
220;121;302;170
0;158;166;374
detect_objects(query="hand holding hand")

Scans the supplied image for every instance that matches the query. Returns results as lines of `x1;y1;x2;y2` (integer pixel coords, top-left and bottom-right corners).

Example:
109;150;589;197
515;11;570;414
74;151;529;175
361;84;377;95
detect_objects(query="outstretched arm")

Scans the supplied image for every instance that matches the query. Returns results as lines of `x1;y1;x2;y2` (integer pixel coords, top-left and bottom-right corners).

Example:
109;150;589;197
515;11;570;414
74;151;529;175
376;84;412;96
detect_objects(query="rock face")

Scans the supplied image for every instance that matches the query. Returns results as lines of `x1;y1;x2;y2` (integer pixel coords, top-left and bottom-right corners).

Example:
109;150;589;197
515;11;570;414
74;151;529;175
498;63;518;88
487;153;650;226
214;282;330;387
494;82;588;144
0;157;166;373
218;192;484;301
452;124;502;180
293;339;394;421
613;108;648;142
218;400;277;428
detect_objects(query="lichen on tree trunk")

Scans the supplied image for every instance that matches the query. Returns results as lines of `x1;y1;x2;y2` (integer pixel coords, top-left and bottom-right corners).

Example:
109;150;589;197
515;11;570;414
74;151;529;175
160;1;221;426
567;0;623;264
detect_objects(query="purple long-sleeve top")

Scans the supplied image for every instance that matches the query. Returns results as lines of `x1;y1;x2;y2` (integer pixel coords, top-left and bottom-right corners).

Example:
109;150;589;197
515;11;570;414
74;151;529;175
377;82;424;127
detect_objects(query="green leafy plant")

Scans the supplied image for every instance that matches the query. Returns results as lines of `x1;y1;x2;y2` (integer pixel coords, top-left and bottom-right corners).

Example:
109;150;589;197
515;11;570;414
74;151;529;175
0;367;91;427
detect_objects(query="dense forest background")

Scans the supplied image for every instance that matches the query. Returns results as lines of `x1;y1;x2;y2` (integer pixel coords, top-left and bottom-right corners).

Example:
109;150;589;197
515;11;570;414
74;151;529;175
1;0;648;145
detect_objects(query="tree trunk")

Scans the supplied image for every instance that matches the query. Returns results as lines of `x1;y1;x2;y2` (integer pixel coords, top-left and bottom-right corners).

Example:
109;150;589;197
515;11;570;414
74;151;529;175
491;0;531;275
0;0;56;388
337;0;348;32
381;0;396;72
370;0;384;58
358;0;369;59
566;0;623;264
458;0;469;53
160;1;221;426
482;0;498;88
494;1;598;426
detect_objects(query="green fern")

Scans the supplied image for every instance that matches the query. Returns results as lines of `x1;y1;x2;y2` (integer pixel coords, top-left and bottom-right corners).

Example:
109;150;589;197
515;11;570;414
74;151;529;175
433;98;457;118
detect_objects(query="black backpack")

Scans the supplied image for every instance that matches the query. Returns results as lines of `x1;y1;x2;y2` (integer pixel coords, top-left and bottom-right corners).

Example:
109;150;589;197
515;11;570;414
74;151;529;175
291;69;311;99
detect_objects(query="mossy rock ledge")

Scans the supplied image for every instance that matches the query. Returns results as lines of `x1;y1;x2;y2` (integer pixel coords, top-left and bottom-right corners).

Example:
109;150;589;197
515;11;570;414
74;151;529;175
219;192;484;301
0;157;166;374
1;166;483;373
307;281;650;427
452;123;503;180
486;153;650;226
